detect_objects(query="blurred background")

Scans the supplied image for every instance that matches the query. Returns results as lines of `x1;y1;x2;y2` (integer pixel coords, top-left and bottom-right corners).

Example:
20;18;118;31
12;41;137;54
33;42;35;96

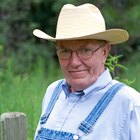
0;0;140;139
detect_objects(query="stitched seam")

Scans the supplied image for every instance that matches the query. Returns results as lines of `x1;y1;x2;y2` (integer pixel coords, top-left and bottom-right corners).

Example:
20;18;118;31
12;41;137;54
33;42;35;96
59;96;82;131
117;109;129;140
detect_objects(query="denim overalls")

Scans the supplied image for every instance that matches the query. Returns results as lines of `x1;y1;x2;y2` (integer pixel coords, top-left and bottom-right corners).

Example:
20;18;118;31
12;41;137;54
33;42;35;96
35;80;124;140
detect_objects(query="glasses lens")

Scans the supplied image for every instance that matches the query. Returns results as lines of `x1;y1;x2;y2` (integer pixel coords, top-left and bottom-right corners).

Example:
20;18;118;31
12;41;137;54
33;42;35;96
78;49;93;59
57;49;71;59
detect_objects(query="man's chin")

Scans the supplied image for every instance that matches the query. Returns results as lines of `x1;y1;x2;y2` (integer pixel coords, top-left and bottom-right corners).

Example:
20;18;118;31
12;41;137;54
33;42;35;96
68;79;89;91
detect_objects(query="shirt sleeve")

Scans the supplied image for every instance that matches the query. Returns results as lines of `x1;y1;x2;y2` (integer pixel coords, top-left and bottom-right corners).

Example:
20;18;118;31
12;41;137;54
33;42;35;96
130;106;140;140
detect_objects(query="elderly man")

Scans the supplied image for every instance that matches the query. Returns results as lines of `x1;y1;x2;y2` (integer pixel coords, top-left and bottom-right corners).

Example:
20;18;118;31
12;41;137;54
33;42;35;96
33;3;140;140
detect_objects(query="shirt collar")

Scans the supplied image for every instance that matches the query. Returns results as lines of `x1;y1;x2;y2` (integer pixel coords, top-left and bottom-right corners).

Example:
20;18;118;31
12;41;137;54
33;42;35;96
83;68;112;96
62;81;84;98
62;68;112;98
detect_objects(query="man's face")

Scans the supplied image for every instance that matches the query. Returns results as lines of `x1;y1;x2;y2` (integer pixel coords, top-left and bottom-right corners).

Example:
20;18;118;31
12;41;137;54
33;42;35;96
57;39;110;92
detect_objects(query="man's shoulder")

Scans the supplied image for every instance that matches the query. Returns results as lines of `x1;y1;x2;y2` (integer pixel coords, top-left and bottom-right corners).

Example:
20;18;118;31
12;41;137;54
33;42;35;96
117;82;140;107
111;80;140;106
47;79;65;90
42;79;65;109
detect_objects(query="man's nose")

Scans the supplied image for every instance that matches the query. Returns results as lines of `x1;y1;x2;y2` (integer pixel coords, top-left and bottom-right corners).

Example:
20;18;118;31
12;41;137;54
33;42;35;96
69;51;82;65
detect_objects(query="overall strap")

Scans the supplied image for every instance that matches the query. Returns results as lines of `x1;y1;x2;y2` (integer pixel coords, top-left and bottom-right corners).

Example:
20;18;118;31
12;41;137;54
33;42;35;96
78;82;125;134
40;80;64;124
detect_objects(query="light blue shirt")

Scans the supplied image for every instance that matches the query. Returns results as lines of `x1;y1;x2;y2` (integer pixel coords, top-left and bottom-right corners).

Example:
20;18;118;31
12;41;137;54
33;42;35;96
35;69;140;140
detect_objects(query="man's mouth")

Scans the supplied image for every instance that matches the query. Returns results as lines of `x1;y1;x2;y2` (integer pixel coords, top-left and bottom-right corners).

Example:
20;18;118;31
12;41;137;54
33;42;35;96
69;70;87;77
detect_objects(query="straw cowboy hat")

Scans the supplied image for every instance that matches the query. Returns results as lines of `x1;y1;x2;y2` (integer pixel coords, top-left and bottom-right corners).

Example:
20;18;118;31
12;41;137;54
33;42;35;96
33;3;129;44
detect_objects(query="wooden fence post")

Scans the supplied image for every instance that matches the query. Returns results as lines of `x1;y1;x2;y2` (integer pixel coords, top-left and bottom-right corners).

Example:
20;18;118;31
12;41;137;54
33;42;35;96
0;112;27;140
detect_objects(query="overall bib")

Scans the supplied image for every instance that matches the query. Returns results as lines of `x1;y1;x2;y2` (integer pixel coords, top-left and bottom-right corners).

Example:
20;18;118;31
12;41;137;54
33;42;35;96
35;80;124;140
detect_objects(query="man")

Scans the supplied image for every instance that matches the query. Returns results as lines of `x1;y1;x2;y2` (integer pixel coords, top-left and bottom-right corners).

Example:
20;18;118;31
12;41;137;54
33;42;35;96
33;3;140;140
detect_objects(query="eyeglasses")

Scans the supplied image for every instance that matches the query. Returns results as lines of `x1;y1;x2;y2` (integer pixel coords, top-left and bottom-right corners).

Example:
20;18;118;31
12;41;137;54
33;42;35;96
56;45;103;60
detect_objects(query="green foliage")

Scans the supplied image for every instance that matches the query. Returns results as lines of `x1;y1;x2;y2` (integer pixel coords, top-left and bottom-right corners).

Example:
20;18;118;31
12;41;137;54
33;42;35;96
120;51;140;91
105;54;138;86
0;57;63;139
123;4;140;37
0;44;4;56
106;54;127;77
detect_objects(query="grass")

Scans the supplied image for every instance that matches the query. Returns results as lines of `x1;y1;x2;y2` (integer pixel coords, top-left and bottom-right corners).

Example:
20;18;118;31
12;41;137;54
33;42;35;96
0;73;45;139
0;60;63;140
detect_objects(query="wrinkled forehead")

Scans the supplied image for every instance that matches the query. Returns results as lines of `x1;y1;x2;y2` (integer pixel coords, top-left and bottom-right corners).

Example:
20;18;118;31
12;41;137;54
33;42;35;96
56;39;106;49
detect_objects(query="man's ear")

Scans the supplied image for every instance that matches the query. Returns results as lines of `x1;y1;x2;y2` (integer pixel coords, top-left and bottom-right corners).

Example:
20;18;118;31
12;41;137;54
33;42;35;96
102;43;111;63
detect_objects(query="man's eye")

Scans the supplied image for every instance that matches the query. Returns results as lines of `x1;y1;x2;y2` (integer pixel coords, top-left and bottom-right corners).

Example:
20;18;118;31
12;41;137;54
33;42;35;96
61;49;71;53
79;49;91;52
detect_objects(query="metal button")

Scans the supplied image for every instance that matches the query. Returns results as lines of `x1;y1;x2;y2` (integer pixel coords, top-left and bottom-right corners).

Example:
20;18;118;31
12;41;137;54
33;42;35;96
73;134;79;140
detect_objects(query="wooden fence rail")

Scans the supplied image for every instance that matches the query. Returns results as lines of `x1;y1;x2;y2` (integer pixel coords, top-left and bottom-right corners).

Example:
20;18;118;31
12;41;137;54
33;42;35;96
0;112;27;140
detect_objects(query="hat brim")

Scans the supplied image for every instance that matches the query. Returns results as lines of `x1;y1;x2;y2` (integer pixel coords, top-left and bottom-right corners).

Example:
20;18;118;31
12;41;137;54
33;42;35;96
33;28;129;45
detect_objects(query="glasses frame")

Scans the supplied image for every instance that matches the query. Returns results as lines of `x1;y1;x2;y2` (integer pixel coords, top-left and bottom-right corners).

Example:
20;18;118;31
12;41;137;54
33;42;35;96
56;44;104;60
